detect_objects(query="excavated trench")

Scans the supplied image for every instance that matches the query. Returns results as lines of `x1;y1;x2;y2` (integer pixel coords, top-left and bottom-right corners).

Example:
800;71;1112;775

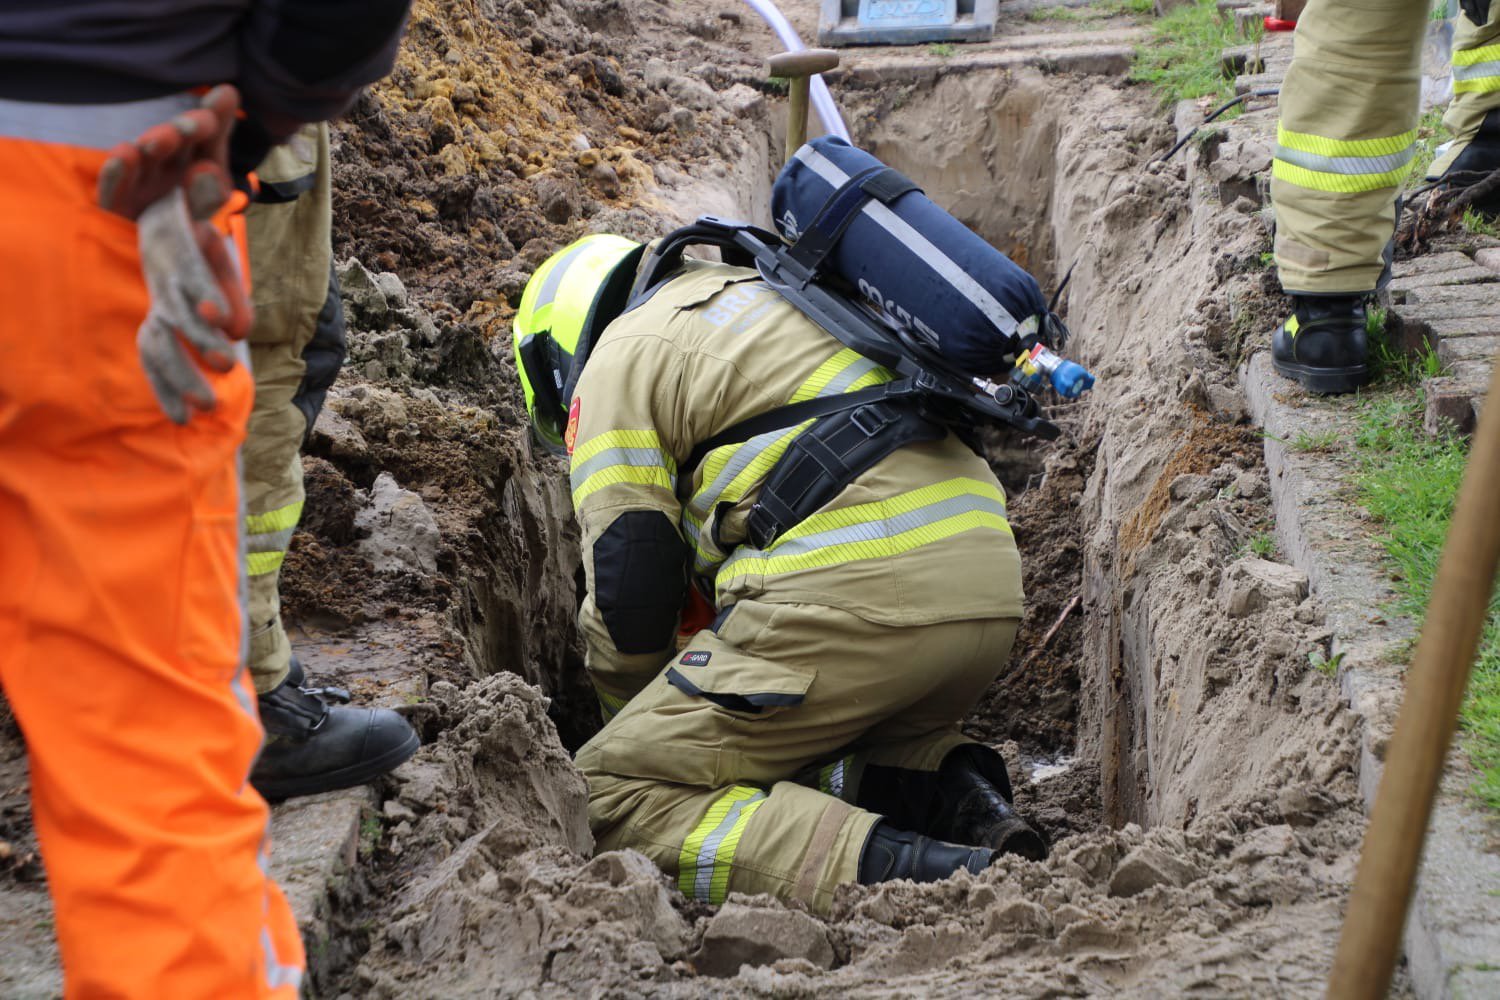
332;57;1378;998
0;8;1389;998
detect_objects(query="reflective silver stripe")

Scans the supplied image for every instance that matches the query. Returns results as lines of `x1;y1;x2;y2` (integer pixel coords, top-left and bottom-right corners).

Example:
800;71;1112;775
1273;144;1416;177
684;425;798;573
720;493;1008;577
829;758;846;797
246;526;297;555
693;792;765;900
688;425;793;522
534;240;593;310
794;145;1021;335
822;356;881;396
0;94;199;149
232;425;257;725
1454;59;1500;82
569;446;670;493
262;928;305;992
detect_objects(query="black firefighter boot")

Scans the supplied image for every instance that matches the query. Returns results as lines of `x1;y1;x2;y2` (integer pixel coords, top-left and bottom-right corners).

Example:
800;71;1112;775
250;658;420;802
1429;108;1500;218
858;822;996;885
932;745;1048;861
1271;294;1370;395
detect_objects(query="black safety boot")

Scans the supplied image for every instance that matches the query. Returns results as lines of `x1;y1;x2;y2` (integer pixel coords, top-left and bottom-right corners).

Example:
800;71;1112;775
1271;294;1370;395
932;745;1048;862
250;669;420;802
1428;108;1500;218
857;821;995;884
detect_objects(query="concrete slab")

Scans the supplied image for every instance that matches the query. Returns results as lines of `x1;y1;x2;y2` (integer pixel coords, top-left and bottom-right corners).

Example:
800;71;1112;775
840;37;1137;85
1389;252;1498;293
0;883;60;1000
270;787;376;986
1437;335;1500;366
1241;351;1500;1000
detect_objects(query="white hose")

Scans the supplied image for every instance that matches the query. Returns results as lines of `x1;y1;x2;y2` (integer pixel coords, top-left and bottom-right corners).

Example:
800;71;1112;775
739;0;851;142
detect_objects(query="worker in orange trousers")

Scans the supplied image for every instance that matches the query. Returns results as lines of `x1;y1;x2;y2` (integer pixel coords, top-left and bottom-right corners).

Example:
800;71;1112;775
0;1;410;994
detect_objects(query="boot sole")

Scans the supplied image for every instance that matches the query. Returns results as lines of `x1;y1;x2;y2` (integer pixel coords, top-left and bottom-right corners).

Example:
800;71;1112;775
253;729;421;803
1273;356;1370;395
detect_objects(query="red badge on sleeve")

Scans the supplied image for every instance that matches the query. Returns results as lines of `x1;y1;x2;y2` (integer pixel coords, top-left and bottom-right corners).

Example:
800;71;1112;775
565;397;581;454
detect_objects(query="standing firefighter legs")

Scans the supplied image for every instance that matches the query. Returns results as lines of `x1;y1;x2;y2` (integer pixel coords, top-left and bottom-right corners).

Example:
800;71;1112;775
243;123;335;695
1271;0;1428;296
1430;3;1500;208
576;601;1025;915
1269;0;1432;393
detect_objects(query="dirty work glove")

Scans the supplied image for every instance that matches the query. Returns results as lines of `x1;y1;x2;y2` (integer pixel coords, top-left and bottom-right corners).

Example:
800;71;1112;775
1461;0;1489;27
96;86;252;424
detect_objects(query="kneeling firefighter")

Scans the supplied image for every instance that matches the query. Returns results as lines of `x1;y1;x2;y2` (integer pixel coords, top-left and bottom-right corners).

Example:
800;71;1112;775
512;141;1060;913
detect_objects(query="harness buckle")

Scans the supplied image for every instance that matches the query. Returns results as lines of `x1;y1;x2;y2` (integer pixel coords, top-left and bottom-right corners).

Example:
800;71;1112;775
850;402;899;437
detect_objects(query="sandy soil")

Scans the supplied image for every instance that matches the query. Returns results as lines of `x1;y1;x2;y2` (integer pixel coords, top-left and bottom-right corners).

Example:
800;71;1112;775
0;2;1421;997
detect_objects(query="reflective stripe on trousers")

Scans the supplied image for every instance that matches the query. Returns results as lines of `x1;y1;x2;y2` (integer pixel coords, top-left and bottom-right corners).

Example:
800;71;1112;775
1273;125;1418;193
245;499;305;577
1454;42;1500;93
678;785;768;903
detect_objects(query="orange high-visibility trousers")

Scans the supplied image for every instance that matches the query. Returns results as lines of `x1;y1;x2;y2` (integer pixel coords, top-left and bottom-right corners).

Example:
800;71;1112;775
0;130;305;996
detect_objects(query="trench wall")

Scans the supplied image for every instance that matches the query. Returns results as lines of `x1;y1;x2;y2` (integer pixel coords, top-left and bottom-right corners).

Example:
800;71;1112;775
854;67;1354;830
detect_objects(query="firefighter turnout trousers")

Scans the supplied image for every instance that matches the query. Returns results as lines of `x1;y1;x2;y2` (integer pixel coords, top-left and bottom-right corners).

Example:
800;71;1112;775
1273;0;1500;294
244;123;344;693
0;97;303;997
577;605;1019;914
566;262;1026;914
1432;3;1500;179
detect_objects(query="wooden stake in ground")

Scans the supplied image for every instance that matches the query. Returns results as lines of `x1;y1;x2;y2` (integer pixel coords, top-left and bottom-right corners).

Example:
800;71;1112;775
1326;363;1500;999
766;49;839;165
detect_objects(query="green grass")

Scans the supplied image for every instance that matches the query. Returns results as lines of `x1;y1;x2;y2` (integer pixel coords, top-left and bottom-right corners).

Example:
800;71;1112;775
1463;206;1499;237
1248;532;1277;557
1292;429;1342;453
928;42;956;57
1026;5;1091;22
1366;306;1445;385
1130;0;1257;107
1407;106;1449;188
1353;394;1500;810
1309;649;1346;677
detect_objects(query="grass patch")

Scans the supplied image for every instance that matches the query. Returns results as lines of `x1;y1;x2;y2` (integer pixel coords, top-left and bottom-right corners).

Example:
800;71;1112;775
1027;5;1091;21
1292;429;1342;453
1463;206;1499;237
1366;306;1444;385
1026;0;1154;23
1131;0;1256;107
928;42;956;57
1353;394;1500;810
1406;106;1449;188
1309;649;1345;677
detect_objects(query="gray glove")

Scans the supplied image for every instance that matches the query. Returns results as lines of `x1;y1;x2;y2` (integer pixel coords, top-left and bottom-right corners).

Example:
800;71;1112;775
134;192;242;424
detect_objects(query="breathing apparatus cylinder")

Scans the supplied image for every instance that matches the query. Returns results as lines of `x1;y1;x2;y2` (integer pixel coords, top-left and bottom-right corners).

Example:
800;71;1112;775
771;136;1051;375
